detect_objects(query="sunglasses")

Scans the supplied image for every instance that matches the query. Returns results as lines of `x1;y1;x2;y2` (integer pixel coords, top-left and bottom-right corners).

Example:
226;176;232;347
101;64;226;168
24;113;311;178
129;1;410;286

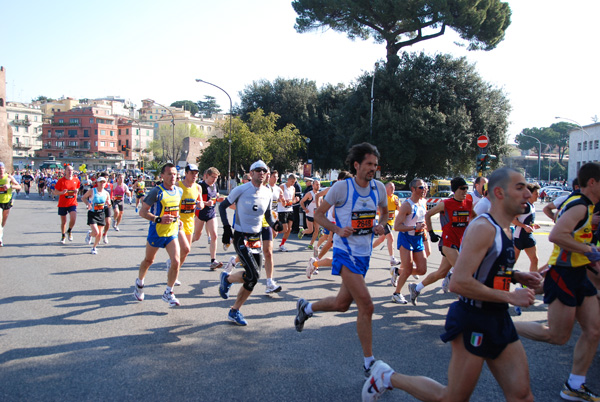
417;186;426;190
459;186;469;191
254;168;268;173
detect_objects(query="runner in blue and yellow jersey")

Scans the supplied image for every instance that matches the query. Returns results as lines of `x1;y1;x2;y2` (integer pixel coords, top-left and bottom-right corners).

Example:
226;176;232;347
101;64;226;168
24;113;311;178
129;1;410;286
132;163;184;308
0;162;22;247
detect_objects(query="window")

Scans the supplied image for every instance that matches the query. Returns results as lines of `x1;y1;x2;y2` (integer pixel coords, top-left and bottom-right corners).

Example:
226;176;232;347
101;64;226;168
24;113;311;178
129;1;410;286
15;114;19;120
68;141;77;147
95;141;98;146
83;141;90;149
34;116;38;122
95;129;98;136
578;143;582;151
59;119;64;124
84;129;89;137
118;129;121;136
100;141;106;147
110;142;115;147
110;130;115;136
584;142;588;151
90;118;94;124
126;128;129;135
56;141;64;148
68;129;77;138
596;140;599;149
101;130;106;136
69;118;79;124
577;162;582;171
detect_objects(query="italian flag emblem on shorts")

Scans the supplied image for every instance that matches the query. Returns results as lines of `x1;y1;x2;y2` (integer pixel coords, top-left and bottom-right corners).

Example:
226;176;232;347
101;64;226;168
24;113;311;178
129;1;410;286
470;332;483;347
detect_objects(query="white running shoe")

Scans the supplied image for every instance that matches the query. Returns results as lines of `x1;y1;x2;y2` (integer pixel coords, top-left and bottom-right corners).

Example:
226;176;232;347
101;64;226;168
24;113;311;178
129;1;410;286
442;272;452;293
68;232;73;242
362;360;393;402
279;245;288;252
60;236;66;245
162;291;180;307
390;266;399;287
306;257;318;279
265;281;282;294
174;279;182;286
210;260;223;271
91;247;98;255
103;235;109;244
223;256;237;274
85;231;91;245
391;293;407;304
390;257;400;266
412;275;420;280
112;221;116;230
133;280;144;301
114;226;120;232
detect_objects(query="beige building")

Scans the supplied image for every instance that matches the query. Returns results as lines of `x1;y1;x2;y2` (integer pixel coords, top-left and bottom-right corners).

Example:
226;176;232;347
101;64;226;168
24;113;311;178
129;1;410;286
34;97;80;123
0;66;10;168
6;102;44;163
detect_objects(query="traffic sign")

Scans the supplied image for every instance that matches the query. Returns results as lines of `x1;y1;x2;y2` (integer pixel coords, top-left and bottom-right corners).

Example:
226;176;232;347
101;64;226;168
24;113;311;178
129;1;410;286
477;135;489;148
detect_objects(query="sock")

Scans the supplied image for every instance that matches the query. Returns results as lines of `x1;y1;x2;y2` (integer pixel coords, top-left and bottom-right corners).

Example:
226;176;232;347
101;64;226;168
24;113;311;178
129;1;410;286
416;283;425;292
304;302;313;315
568;374;585;389
383;370;394;388
267;278;273;286
364;356;375;370
136;278;144;287
211;258;216;263
166;286;173;294
281;238;287;246
67;228;72;234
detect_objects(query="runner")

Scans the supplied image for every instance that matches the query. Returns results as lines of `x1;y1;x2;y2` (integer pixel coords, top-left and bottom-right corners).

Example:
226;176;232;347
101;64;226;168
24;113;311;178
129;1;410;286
277;173;299;252
111;173;131;232
0;162;22;247
37;173;46;199
132;163;183;307
166;164;204;285
470;176;488;206
98;172;113;244
53;165;81;244
217;160;283;325
21;170;34;198
515;162;600;402
373;182;401;266
12;170;21;197
512;183;541;272
82;177;110;254
193;167;223;270
263;169;283;293
294;142;388;377
300;179;321;250
390;178;428;304
362;167;542;402
133;174;146;213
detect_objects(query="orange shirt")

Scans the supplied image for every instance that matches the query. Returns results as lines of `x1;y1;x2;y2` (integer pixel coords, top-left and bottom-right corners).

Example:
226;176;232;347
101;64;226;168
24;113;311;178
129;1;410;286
55;177;81;208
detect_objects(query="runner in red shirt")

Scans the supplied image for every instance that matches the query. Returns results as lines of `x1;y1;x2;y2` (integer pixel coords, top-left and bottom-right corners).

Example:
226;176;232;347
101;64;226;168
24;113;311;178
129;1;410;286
53;165;81;244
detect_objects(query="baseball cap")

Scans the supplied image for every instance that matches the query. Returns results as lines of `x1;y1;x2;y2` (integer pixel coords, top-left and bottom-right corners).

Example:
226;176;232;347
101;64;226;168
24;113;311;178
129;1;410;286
185;163;199;172
305;177;313;182
97;176;107;182
250;160;268;171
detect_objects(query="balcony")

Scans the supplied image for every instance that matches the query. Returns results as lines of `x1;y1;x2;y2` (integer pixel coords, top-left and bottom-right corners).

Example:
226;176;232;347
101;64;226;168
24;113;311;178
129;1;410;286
13;143;32;150
13;119;32;127
51;122;81;127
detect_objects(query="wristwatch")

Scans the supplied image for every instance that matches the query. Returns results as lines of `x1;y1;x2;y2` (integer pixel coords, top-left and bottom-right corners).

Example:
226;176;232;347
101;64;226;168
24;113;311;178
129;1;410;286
154;216;162;224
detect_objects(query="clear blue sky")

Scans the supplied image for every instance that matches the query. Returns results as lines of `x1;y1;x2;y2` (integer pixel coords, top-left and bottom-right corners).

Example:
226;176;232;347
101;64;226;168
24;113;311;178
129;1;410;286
2;0;599;142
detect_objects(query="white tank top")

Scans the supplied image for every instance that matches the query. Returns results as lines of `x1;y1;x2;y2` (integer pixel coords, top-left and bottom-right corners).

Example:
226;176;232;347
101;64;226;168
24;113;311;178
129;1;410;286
403;198;427;236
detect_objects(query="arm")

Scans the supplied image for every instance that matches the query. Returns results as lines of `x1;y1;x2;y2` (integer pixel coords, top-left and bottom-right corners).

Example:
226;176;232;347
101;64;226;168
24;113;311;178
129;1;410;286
542;202;556;220
512;217;533;233
196;184;205;210
82;189;93;210
425;202;445;233
449;219;538;307
393;201;426;232
8;176;21;191
300;192;311;213
314;199;353;238
548;204;594;254
218;198;233;227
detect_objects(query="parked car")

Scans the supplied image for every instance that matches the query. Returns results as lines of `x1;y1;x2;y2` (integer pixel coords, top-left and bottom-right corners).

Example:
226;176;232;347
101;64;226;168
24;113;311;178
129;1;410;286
393;190;412;204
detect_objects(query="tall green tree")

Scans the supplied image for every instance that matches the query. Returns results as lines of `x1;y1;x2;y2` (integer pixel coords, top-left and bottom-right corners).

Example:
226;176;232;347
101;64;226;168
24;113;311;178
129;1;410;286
149;123;205;163
292;0;512;71
549;121;576;163
338;52;510;180
170;100;199;116
197;95;222;117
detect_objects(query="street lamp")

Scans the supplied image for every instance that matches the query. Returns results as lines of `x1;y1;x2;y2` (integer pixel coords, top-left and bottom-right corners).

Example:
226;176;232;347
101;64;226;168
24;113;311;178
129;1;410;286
370;62;380;138
555;116;591;162
148;99;175;163
519;133;543;180
195;79;233;192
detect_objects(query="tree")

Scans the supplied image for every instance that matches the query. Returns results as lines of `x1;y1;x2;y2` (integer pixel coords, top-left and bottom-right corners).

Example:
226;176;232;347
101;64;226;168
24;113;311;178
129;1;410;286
515;127;551;157
292;0;512;71
32;95;55;103
148;123;206;163
197;96;222;117
337;52;510;180
198;109;305;176
170;100;199;116
549;121;576;164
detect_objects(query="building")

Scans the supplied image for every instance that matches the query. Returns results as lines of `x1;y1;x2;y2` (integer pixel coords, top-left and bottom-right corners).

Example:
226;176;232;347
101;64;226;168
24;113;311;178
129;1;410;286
116;117;154;169
83;96;136;118
6;102;44;166
36;106;124;170
34;97;80;123
567;122;600;183
0;66;12;168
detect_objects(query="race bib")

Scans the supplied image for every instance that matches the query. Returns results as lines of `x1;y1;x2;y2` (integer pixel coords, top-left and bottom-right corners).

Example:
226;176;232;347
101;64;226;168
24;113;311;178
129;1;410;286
65;190;76;199
492;267;512;291
93;203;104;211
0;185;7;194
163;205;179;218
451;211;470;227
351;210;376;236
245;235;262;249
180;201;195;214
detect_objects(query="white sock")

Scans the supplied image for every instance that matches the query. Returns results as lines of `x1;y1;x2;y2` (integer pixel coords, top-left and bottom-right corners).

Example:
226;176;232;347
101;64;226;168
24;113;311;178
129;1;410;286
166;286;173;293
305;302;314;315
136;278;144;287
416;283;425;292
383;370;394;388
364;356;375;370
568;374;585;389
267;278;273;286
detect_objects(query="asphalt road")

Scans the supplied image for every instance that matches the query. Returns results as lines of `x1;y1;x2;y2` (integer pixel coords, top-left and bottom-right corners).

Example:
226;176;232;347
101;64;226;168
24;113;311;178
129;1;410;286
0;196;598;401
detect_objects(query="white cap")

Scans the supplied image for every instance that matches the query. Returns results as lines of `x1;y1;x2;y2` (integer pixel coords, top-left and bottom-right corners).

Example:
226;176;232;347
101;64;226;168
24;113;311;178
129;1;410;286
97;176;107;182
250;160;268;171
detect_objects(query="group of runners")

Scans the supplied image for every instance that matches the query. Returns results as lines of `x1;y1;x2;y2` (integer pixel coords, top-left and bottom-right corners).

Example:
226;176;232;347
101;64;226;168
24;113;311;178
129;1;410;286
1;143;599;401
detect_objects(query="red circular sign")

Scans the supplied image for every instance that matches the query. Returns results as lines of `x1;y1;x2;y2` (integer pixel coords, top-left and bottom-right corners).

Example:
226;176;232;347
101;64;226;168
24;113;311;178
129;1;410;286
477;135;489;148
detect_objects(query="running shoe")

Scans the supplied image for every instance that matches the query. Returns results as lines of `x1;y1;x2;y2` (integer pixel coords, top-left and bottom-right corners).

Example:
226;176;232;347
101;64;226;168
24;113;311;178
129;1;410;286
208;237;211;245
91;247;98;255
174;279;182;286
112;221;116;230
298;228;305;239
390;267;399;287
306;257;318;279
408;283;419;305
364;360;375;379
279;245;288;252
228;309;248;326
165;258;171;271
162;291;181;307
135;207;138;213
223;256;237;274
68;232;73;242
133;280;144;301
442;272;452;293
391;293;407;304
412;275;420;280
60;236;66;245
115;225;120;232
390;257;400;266
103;235;109;244
307;244;314;250
513;306;522;316
85;231;91;245
0;240;3;247
560;382;600;402
294;298;312;332
219;271;232;299
210;260;223;271
362;360;394;402
265;281;282;294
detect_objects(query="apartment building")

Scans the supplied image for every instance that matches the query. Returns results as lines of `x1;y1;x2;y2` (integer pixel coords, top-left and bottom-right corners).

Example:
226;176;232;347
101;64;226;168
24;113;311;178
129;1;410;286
6;102;44;163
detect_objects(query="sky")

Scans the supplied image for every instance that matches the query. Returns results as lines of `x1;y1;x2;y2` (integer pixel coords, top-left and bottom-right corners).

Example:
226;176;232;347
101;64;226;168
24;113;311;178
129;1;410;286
2;0;599;143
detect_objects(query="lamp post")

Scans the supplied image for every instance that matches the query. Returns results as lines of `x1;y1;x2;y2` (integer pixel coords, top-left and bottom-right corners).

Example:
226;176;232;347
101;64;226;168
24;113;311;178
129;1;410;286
519;133;543;180
370;62;380;138
195;79;233;192
555;116;591;162
148;100;175;163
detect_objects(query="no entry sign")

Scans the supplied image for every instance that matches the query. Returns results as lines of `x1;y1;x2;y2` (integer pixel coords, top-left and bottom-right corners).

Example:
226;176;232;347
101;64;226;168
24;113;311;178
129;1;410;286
477;135;489;148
